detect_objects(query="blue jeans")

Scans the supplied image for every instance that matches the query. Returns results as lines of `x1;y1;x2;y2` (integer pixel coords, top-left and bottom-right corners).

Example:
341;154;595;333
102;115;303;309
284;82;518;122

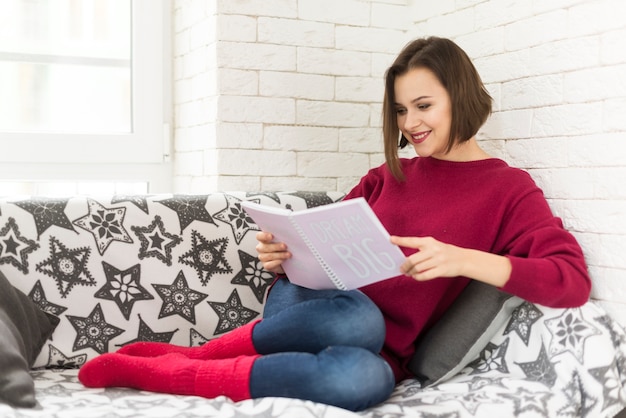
249;278;395;411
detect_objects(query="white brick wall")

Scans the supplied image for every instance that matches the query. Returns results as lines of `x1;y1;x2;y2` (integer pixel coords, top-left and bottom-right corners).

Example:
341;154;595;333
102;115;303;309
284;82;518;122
172;0;626;323
420;0;626;322
173;0;409;193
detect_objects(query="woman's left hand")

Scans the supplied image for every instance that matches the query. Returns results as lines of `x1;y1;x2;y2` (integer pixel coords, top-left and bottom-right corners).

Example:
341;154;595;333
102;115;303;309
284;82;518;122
390;235;512;287
390;235;467;281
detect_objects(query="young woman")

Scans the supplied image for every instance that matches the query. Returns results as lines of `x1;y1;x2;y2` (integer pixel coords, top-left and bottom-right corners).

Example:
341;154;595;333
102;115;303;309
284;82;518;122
78;37;591;411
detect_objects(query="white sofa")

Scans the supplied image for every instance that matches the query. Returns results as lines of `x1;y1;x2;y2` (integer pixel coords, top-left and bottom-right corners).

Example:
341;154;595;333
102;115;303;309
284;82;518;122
1;191;625;418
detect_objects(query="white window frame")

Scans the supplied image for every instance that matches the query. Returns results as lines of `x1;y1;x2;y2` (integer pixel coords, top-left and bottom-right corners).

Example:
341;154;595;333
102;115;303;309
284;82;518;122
0;0;172;193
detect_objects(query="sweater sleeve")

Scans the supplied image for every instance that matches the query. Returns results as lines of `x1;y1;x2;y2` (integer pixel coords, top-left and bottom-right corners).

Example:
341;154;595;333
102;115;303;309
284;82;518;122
344;168;379;201
498;187;591;308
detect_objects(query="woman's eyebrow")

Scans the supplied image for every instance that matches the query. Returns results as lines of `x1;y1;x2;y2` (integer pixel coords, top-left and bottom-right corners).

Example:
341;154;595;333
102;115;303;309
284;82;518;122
411;96;432;103
394;96;433;107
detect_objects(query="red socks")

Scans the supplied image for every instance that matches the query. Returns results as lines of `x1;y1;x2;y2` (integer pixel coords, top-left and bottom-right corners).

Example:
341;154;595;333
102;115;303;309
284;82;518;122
78;352;259;401
79;320;263;401
117;319;261;359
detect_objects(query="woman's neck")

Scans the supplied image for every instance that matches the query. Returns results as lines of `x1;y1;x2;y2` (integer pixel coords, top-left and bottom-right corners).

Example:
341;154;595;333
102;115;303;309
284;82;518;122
436;137;491;162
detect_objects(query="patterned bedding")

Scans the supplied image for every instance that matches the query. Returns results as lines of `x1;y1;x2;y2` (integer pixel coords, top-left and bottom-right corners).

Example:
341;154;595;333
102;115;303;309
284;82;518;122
0;192;625;417
2;299;625;418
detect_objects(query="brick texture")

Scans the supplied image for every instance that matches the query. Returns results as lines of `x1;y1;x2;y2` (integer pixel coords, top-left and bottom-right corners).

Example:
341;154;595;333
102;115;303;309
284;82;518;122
172;0;626;321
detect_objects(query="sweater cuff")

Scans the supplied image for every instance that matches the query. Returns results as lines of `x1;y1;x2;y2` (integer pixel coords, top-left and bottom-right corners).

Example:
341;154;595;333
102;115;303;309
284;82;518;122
501;256;589;308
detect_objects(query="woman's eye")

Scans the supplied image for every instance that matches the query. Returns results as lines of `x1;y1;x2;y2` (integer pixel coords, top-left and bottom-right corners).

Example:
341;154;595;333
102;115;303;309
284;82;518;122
396;108;407;115
417;103;430;110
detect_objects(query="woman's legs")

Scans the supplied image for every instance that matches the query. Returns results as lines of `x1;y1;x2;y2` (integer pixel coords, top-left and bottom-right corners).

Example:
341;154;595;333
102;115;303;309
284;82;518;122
249;279;395;410
79;279;393;411
80;346;394;411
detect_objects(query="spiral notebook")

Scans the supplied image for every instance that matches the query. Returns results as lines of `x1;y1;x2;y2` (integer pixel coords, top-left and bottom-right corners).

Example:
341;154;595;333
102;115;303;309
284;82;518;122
241;198;405;290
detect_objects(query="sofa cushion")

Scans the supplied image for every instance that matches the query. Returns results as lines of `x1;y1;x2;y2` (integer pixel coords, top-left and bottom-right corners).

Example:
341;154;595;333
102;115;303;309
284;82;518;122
0;270;59;407
0;192;345;369
408;280;523;386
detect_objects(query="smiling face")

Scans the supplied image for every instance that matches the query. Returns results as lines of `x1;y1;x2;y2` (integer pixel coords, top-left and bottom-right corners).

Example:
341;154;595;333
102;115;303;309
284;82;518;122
383;37;493;178
394;67;454;160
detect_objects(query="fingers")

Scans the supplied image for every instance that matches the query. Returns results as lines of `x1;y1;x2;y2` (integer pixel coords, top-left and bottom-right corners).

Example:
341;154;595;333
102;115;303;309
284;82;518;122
255;231;290;275
391;236;434;279
391;235;461;281
259;259;287;275
402;259;440;281
256;231;275;243
390;235;425;248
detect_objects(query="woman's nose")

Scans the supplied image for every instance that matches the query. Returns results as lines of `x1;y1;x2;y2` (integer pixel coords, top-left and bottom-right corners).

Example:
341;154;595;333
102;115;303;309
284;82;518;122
404;110;421;130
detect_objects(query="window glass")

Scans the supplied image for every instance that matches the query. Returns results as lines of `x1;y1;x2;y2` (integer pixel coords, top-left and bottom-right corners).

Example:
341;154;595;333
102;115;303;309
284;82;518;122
0;0;171;192
0;0;131;133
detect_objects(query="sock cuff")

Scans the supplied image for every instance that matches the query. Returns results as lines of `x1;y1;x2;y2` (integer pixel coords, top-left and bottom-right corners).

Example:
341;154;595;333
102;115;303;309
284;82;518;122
195;355;260;402
235;319;262;355
197;318;261;360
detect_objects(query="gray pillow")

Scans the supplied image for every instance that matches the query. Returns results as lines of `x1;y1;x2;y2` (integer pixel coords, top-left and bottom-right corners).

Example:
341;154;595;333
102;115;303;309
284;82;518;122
0;270;59;407
408;281;523;386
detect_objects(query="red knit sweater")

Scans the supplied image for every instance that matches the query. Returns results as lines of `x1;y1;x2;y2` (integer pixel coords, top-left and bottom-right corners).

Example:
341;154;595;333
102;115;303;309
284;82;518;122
344;157;591;381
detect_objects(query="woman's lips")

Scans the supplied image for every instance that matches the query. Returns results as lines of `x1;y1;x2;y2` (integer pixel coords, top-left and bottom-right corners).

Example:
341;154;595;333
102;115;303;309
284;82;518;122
410;131;430;144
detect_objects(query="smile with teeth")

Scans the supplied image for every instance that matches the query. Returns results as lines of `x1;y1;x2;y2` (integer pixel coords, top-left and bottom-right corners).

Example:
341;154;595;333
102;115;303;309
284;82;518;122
410;131;430;144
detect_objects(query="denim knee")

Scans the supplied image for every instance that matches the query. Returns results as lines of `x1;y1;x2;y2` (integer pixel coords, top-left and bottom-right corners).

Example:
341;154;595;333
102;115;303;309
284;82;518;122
256;280;386;355
250;346;395;412
317;346;395;411
323;292;386;353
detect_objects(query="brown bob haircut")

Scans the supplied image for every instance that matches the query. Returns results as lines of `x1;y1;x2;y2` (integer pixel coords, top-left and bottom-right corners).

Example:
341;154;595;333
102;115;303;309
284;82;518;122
383;37;492;180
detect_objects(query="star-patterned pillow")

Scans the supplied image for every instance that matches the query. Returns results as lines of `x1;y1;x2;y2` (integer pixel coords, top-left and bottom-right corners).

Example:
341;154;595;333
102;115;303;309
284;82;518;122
408;281;524;386
0;192;345;369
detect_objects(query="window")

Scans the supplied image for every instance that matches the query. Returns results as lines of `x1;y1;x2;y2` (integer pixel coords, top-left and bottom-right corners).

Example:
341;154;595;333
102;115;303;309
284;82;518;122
0;0;172;194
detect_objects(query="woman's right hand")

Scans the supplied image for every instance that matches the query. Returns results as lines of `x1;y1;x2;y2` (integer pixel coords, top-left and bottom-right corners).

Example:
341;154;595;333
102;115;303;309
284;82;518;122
255;231;291;275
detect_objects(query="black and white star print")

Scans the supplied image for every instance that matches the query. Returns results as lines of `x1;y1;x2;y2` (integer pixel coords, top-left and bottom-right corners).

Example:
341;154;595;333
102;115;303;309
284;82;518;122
132;215;182;266
287;191;336;208
515;342;557;387
0;217;39;273
179;231;232;285
156;195;216;232
117;314;178;346
13;198;75;238
213;195;259;244
66;303;124;354
231;249;274;303
36;237;95;298
152;270;208;324
189;328;210;347
430;390;492;416
559;370;599;416
469;339;510;375
501;387;551;417
208;289;259;335
45;344;87;369
73;199;133;255
245;192;280;203
28;280;67;317
503;301;543;345
111;195;150;214
466;376;508;392
545;308;601;363
589;364;621;413
94;262;154;320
